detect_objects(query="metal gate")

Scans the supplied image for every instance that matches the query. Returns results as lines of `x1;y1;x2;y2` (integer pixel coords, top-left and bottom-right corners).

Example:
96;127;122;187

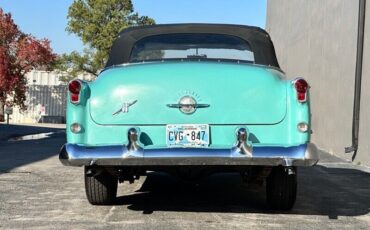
11;85;67;123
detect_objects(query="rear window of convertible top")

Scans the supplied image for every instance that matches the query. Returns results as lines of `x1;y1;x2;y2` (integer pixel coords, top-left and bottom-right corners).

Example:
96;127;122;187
129;33;255;63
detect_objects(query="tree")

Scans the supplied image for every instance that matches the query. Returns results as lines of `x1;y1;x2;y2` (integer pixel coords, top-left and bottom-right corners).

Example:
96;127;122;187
0;9;56;121
57;0;155;81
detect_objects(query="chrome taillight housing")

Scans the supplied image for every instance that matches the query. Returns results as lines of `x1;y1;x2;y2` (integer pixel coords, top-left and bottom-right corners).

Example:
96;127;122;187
68;80;82;104
294;78;309;103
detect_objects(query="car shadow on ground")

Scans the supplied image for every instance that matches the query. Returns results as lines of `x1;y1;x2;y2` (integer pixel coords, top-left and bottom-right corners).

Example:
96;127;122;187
116;165;370;219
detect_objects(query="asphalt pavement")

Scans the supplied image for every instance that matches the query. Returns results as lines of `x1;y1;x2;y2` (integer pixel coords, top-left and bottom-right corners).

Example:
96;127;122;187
1;124;370;229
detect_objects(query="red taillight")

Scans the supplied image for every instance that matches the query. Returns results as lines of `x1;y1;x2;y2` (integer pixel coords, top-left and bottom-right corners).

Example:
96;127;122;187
68;80;81;104
69;80;81;94
294;78;308;102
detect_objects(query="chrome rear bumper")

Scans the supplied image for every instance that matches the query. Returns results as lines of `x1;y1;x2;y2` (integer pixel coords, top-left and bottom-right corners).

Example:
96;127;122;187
59;143;319;167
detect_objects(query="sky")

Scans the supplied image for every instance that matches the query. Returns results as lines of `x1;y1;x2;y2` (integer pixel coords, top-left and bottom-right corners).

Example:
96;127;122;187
0;0;267;55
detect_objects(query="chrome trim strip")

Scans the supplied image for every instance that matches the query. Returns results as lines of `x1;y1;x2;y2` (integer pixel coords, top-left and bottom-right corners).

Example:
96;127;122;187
166;104;210;108
59;143;319;167
101;60;285;75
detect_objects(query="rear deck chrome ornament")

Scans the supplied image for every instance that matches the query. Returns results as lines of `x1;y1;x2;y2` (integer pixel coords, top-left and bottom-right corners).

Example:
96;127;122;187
113;100;137;115
167;96;209;114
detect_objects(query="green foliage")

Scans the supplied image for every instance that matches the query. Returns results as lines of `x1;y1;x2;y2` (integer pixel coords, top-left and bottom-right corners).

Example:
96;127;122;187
58;0;155;81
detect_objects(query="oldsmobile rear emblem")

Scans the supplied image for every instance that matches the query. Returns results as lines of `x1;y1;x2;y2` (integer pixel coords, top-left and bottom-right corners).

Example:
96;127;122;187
113;100;137;115
167;96;210;114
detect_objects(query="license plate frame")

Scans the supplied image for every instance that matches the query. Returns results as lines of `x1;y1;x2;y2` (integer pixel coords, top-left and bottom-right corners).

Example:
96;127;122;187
166;124;210;148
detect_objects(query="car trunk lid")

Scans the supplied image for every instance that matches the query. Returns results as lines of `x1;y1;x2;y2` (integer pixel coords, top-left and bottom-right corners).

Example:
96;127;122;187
89;62;287;125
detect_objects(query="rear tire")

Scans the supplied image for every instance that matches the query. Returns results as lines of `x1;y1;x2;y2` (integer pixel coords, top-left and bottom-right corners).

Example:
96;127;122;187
84;167;118;205
266;166;297;210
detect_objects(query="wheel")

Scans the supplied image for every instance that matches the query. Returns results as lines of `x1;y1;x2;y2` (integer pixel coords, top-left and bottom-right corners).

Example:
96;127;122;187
266;166;297;210
84;167;118;205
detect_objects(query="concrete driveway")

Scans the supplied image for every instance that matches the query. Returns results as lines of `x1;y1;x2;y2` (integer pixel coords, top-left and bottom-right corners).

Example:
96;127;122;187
1;124;370;229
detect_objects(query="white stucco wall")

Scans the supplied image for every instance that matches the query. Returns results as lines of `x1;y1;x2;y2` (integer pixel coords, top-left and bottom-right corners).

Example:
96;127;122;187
267;0;370;165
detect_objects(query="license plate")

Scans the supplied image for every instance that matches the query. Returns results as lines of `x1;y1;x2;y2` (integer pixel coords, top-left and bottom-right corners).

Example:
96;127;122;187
166;124;209;147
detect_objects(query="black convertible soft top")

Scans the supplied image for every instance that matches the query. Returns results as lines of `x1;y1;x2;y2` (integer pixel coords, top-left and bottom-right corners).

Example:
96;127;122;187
105;23;280;68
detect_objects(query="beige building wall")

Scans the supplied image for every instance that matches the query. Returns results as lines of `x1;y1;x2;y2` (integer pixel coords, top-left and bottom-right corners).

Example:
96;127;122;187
9;70;95;123
266;0;370;165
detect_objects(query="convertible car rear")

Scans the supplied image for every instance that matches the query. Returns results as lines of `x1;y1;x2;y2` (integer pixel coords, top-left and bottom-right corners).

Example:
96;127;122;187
59;24;318;210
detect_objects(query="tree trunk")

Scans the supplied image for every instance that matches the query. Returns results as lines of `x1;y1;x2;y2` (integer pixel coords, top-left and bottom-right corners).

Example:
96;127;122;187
0;101;4;122
0;92;4;122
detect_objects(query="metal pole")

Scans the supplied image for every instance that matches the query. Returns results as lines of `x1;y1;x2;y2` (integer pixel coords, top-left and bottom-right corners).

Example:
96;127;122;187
345;0;366;161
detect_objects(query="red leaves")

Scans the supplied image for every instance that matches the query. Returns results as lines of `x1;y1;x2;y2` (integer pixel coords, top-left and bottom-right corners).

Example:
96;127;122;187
0;9;20;44
16;37;56;72
0;8;56;110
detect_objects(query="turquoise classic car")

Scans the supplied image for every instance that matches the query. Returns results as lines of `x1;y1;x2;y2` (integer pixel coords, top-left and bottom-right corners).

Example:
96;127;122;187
59;24;319;210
